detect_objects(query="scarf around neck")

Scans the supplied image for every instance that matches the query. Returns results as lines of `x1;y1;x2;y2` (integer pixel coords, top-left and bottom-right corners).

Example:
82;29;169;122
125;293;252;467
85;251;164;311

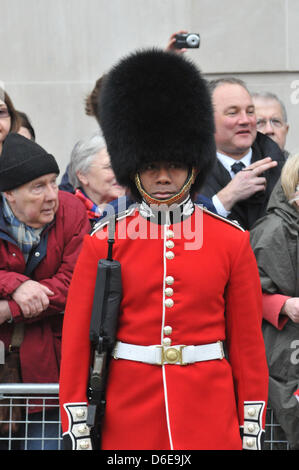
2;195;43;261
74;188;102;221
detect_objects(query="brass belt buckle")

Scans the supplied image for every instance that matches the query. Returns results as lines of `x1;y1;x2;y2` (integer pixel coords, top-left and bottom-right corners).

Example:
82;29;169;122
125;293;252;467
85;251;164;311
158;345;187;365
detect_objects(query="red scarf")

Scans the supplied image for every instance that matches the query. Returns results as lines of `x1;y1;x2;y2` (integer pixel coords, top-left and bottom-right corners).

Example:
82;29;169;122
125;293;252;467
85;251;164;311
74;188;102;221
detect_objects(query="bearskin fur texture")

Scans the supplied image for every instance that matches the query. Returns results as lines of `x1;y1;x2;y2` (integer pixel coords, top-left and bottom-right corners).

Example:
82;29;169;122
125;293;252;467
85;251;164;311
98;48;216;199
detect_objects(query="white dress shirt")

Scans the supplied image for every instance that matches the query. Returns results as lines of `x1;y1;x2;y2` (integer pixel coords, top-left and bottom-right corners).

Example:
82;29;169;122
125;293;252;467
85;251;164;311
212;149;252;217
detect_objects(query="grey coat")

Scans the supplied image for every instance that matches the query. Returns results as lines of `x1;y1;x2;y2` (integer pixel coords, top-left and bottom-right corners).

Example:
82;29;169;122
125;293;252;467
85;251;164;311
251;180;299;449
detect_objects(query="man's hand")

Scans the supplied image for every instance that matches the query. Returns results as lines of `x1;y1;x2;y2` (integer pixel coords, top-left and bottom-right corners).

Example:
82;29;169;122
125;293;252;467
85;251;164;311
216;157;278;211
165;30;188;53
12;280;54;318
0;300;12;325
281;298;299;323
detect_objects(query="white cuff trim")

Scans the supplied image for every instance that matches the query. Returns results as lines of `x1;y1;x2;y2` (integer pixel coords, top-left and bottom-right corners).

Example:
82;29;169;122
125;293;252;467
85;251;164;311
63;403;92;450
242;401;265;450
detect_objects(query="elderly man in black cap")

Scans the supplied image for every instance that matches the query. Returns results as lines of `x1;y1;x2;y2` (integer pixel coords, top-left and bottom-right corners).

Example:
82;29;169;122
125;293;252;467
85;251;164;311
0;133;90;449
59;49;268;451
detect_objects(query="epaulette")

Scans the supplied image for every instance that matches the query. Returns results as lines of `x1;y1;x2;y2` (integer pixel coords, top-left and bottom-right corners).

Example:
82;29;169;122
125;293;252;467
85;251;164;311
201;206;245;232
90;205;137;236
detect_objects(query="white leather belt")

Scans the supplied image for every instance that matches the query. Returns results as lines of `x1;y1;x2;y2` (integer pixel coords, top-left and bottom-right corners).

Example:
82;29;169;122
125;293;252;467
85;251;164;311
112;341;224;366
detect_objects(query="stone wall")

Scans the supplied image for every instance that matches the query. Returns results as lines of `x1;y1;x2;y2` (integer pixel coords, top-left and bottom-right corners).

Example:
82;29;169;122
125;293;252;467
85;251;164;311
1;0;298;177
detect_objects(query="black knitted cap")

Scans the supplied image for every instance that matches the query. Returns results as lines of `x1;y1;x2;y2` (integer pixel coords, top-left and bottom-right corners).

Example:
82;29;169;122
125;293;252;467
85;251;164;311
0;133;60;191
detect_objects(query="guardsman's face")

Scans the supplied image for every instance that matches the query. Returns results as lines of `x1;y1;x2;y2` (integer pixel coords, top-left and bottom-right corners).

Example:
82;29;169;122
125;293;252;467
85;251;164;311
139;161;190;205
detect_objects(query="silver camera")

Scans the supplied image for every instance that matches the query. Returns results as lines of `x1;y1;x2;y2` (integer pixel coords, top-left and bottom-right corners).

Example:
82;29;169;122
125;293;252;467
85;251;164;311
174;33;200;49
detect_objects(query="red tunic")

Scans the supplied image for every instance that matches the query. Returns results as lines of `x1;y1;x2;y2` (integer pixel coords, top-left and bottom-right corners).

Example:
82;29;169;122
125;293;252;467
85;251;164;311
59;202;268;450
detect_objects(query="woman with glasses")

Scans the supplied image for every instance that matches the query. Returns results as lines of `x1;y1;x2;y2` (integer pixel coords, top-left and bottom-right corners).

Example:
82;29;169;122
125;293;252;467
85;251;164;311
0;88;20;154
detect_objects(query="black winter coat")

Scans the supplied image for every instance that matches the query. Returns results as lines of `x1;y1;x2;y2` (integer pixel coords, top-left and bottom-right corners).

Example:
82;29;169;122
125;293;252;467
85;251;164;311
201;132;285;230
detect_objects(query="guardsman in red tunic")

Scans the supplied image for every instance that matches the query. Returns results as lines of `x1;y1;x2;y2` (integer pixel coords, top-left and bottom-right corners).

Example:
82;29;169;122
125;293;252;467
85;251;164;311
59;49;268;450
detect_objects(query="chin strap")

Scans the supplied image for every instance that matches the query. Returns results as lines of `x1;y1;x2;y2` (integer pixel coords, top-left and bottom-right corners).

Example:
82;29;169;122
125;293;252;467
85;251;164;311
135;168;195;206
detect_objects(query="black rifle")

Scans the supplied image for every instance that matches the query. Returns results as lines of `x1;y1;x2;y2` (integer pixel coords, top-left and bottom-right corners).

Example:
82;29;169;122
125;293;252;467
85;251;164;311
87;217;122;448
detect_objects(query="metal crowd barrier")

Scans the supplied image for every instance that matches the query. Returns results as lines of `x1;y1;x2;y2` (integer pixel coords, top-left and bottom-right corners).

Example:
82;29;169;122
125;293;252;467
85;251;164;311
264;408;290;450
0;383;62;450
0;383;290;450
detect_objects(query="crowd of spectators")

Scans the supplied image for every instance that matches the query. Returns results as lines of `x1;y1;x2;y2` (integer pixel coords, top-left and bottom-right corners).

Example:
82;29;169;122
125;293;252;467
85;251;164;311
0;30;298;450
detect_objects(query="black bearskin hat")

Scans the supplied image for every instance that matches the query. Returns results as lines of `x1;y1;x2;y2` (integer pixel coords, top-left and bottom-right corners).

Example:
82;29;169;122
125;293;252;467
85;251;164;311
98;48;216;200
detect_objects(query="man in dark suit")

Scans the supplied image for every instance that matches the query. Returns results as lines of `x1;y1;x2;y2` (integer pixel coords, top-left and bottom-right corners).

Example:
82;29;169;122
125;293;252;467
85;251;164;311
201;78;285;230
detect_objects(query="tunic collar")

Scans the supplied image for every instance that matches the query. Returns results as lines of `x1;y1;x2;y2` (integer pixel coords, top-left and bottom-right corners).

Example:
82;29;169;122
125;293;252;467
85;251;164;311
139;195;195;225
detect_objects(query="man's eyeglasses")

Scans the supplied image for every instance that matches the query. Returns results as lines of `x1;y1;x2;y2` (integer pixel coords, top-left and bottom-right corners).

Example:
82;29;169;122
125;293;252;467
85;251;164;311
256;118;284;129
0;108;10;119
